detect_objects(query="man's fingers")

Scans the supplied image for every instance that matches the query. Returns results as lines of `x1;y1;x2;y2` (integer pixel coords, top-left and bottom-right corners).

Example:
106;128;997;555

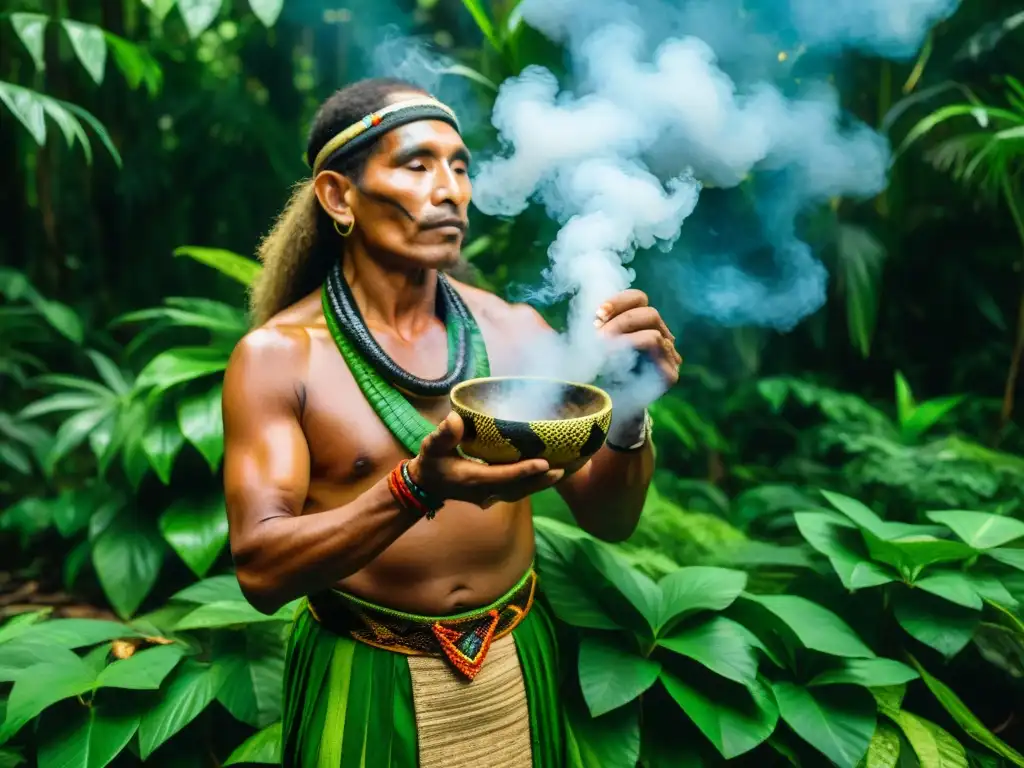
420;412;463;456
465;458;551;486
619;329;666;354
595;289;648;325
597;307;665;338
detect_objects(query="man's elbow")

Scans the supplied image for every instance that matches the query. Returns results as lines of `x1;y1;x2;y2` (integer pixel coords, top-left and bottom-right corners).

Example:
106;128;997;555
232;540;289;615
236;569;287;615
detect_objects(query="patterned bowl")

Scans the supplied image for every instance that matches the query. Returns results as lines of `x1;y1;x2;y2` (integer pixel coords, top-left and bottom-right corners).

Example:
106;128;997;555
449;377;613;469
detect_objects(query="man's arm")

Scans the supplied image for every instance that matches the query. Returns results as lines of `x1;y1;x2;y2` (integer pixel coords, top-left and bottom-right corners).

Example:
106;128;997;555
507;305;658;542
223;328;422;614
557;415;654;542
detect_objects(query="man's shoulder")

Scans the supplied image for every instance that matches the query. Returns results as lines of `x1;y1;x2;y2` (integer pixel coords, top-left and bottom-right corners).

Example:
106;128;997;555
229;293;323;372
448;278;548;334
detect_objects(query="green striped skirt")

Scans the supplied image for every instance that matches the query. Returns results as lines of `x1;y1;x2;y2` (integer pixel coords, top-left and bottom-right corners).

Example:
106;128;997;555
281;572;568;767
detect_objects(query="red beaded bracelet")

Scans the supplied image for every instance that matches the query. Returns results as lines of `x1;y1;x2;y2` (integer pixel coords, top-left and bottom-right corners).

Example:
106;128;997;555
388;461;443;519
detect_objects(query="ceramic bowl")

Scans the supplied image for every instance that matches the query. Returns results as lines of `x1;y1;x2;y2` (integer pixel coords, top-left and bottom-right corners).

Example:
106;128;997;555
449;377;613;469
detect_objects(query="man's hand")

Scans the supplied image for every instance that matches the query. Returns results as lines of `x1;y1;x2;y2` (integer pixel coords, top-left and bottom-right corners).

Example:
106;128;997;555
408;412;565;508
595;289;681;390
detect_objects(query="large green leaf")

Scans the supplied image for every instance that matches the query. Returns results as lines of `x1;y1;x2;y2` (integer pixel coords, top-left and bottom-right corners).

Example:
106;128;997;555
892;591;979;658
970;574;1019;609
892;711;968;768
140;0;177;21
533;521;620;630
808;658;918;688
159;496;228;578
578;635;660;718
0;82;118;165
223;721;282;765
870;685;906;719
9;618;135;649
176;383;224;471
773;681;875;768
137;661;226;759
48;407;113;470
247;0;283;26
660;672;778;759
901;396;965;441
0;610;51;644
578;538;661;632
174;600;295;630
0;642;60;682
913;571;983;609
20;392;109;419
926;511;1024;550
658;617;758;686
176;0;223;38
142;419;185;485
564;697;641;768
908;655;1024;765
821;491;889;536
37;299;85;343
51;488;99;538
739;594;875;658
135;347;228;394
989;548;1024;571
61;21;107;84
11;14;47;71
94;645;184;691
213;625;286;728
793;512;897;590
92;510;164;618
655;567;747;633
104;32;162;96
0;80;45;144
862;720;902;768
36;704;138;768
0;652;97;741
173;246;261;287
118;402;152;489
171;575;245;605
861;531;976;579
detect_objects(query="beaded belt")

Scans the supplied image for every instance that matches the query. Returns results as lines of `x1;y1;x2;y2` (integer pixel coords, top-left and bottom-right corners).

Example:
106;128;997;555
306;569;536;681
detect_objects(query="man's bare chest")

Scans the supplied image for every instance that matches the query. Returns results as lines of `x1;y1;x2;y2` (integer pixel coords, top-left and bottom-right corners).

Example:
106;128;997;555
296;323;514;494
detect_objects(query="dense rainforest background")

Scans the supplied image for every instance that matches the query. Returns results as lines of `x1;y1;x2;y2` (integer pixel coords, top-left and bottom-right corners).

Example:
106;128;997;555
2;0;1024;766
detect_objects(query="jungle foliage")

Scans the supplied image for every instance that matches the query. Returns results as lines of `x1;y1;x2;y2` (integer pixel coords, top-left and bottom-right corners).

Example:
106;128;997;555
1;0;1024;766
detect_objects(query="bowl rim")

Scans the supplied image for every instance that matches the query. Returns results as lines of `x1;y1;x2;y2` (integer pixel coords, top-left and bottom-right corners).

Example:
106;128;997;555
449;376;613;425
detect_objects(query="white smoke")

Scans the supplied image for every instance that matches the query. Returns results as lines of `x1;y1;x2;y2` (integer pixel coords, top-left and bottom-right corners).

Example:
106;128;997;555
471;0;959;356
789;0;961;59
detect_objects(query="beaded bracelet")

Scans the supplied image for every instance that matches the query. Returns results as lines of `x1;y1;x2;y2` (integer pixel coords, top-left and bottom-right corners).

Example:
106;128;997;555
388;460;444;520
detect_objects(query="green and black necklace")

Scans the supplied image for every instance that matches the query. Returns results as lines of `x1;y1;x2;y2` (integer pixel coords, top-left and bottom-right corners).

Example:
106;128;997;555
322;261;490;455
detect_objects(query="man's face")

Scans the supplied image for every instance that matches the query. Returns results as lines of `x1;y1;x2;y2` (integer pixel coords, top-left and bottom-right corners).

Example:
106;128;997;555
345;114;472;269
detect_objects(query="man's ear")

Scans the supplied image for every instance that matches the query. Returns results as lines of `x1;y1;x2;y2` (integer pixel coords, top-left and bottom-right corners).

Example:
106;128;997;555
313;171;355;229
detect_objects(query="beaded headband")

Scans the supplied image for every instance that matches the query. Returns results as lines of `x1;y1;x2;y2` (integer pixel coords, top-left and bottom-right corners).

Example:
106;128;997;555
309;96;461;174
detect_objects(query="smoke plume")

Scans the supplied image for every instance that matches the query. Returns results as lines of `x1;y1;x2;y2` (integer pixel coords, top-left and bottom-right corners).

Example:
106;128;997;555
470;0;959;387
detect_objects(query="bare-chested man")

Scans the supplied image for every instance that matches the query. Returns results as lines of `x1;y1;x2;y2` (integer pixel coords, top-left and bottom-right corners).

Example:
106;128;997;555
222;78;681;768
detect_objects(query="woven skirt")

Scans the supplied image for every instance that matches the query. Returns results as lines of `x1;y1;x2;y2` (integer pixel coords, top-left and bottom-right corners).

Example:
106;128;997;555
281;570;568;767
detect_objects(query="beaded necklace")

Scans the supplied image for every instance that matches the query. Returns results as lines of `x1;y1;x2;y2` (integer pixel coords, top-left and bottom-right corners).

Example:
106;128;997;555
321;264;490;455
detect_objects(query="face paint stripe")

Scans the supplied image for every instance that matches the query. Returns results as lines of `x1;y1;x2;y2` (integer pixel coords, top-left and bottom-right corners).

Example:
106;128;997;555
354;184;418;222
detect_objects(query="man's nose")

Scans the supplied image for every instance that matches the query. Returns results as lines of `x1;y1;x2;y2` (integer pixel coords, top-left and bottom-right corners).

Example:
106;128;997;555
431;164;468;208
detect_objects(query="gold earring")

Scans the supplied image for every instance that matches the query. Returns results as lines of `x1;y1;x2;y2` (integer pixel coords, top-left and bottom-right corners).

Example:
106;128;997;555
334;219;354;237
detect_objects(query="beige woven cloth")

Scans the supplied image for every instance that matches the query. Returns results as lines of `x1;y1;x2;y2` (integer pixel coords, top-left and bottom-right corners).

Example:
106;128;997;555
407;633;533;767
